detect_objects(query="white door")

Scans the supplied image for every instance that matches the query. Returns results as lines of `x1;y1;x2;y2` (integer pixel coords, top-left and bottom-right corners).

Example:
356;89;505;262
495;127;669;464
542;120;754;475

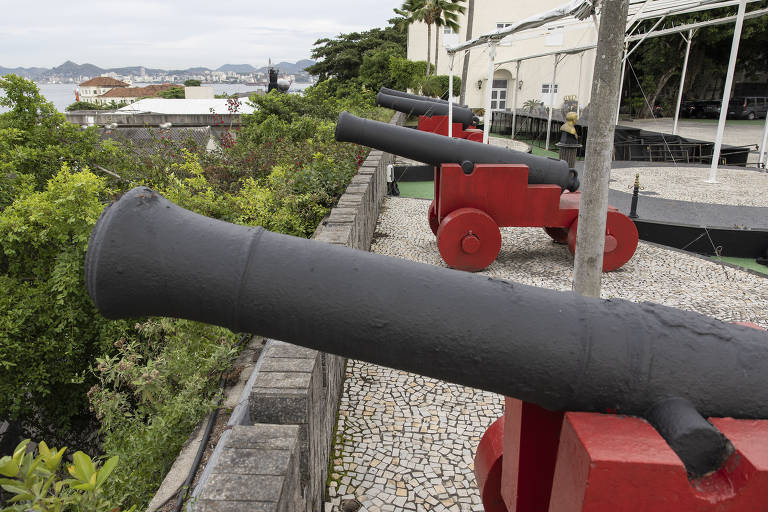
491;79;508;111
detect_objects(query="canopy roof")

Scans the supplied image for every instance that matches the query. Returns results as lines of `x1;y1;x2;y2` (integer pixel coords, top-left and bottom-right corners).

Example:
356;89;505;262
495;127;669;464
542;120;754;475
445;0;765;54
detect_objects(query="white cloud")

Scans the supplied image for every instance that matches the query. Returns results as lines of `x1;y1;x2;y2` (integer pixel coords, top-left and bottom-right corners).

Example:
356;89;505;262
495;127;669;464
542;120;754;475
0;0;404;69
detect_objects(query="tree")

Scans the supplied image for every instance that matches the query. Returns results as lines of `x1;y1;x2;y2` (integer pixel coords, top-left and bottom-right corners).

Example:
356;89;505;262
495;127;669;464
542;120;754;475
427;0;466;73
459;0;474;104
158;86;185;99
306;21;406;83
396;0;431;75
184;79;201;87
623;3;768;117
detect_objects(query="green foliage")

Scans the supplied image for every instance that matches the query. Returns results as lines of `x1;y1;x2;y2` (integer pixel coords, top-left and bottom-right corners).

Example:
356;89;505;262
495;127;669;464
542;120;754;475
183;79;201;87
157;86;184;99
388;57;431;91
0;72;384;510
0;167;119;430
65;101;102;111
0;439;134;511
624;3;768;117
64;101;128;112
88;319;236;506
412;74;461;99
306;19;406;83
359;45;406;91
0;75;133;199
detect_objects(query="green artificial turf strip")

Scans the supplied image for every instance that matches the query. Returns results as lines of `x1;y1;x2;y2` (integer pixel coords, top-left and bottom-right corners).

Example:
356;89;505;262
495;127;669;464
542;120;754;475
397;181;435;199
715;256;768;275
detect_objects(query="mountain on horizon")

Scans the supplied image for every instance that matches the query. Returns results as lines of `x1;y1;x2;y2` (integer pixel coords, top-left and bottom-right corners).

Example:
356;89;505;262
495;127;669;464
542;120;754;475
0;60;316;81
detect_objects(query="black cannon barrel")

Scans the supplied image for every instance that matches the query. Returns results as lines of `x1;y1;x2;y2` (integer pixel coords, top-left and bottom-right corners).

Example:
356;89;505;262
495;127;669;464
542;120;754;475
336;111;579;191
379;87;468;108
86;188;768;476
376;92;477;128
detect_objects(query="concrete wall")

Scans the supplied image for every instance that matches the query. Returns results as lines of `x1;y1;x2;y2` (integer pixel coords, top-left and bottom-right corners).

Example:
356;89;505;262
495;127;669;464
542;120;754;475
64;111;241;127
192;111;404;511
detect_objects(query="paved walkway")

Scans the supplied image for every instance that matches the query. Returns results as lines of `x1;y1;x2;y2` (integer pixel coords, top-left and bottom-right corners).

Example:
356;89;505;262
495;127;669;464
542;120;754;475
326;188;768;512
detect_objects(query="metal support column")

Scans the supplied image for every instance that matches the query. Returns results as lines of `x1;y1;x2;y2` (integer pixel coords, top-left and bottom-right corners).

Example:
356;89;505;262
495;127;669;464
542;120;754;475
708;0;747;183
759;112;768;169
616;44;628;124
545;54;561;151
448;53;455;138
673;29;695;135
512;60;520;139
577;52;584;116
483;42;497;144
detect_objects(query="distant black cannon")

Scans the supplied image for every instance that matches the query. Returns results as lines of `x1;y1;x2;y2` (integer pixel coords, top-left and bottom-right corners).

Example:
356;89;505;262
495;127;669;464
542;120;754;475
379;87;468;108
335;111;579;192
87;188;768;477
376;91;478;129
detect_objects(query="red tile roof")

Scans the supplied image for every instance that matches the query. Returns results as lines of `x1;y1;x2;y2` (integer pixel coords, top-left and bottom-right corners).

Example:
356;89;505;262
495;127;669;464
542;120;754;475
79;77;130;87
99;83;177;98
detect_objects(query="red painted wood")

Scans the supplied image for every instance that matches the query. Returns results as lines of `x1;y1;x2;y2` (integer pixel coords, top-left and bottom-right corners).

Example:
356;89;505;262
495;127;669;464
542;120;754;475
475;416;508;512
500;398;565;512
430;164;638;271
436;208;501;271
548;413;768;512
417;115;481;141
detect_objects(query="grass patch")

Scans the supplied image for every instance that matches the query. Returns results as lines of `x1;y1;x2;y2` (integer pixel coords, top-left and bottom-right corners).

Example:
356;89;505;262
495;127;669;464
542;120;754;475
715;256;768;275
397;181;434;199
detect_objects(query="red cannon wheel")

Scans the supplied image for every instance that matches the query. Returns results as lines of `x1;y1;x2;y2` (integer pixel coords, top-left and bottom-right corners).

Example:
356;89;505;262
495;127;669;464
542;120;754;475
428;200;439;235
437;208;501;272
567;211;638;272
543;227;569;244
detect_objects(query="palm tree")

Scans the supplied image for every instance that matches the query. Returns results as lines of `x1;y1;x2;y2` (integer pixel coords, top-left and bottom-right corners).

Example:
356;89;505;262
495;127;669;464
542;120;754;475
429;0;466;75
395;0;430;75
459;0;474;104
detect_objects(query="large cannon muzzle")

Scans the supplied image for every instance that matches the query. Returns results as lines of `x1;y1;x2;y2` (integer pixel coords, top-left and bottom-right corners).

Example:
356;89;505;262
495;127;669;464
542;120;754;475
335;111;579;191
87;188;768;476
376;91;477;128
379;87;468;108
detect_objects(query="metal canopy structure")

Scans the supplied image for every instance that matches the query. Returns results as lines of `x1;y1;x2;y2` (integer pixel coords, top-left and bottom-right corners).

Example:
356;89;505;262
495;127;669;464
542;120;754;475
443;0;767;168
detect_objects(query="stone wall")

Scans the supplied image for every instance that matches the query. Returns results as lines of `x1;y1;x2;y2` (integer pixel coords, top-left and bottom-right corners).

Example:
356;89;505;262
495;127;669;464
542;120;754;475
192;111;404;511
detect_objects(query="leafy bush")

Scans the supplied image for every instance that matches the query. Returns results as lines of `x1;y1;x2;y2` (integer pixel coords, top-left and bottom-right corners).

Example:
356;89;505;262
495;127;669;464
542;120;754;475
0;438;134;511
388;57;431;92
0;166;118;432
157;87;185;99
88;319;236;505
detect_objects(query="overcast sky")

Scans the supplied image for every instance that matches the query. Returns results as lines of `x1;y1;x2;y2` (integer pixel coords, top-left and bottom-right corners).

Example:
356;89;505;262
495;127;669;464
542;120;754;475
1;0;404;69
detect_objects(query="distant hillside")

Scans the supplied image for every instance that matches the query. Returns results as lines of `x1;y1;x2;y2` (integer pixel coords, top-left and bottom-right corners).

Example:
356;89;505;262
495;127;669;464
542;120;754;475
217;64;256;73
1;60;316;81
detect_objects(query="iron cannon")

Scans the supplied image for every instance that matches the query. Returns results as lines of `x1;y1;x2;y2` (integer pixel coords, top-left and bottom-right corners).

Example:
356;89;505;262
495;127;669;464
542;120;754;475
375;91;478;129
87;188;768;477
379;87;468;108
335;111;579;192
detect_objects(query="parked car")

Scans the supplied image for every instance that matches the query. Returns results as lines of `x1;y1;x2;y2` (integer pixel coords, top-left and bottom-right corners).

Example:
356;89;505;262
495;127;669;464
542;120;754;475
680;100;720;118
727;97;768;120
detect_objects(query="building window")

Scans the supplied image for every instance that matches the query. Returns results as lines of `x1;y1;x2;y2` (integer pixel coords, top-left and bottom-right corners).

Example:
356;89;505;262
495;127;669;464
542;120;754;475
496;22;513;30
541;83;559;106
491;79;508;111
443;26;457;35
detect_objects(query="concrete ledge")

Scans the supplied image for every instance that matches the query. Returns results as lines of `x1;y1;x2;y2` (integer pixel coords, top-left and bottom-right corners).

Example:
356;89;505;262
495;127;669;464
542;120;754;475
194;424;302;512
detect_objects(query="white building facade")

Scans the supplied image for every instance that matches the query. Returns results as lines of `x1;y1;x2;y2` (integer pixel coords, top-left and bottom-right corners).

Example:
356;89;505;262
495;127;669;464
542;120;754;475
406;0;599;112
78;77;130;103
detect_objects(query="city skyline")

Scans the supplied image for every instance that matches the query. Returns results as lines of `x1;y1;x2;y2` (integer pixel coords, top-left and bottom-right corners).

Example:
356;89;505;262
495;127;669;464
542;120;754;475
1;0;403;69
